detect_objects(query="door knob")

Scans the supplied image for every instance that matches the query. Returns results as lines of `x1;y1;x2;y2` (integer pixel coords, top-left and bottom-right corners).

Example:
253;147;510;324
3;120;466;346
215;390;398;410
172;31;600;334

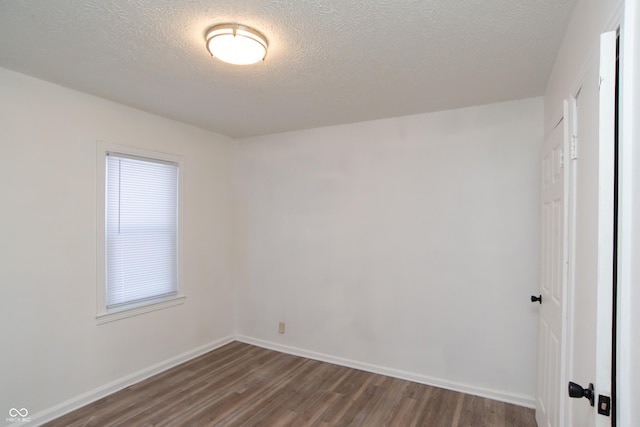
568;381;595;406
530;295;542;304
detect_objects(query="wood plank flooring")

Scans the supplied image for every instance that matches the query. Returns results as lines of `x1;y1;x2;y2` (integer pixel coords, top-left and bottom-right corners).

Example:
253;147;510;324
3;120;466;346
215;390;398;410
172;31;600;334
44;341;537;427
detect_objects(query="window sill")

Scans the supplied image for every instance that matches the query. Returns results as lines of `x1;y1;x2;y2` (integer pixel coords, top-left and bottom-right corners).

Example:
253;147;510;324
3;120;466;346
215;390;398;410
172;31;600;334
97;295;185;325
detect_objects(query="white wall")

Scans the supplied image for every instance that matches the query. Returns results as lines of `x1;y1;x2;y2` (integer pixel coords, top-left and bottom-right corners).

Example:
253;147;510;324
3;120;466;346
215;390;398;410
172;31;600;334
0;68;235;423
234;98;542;405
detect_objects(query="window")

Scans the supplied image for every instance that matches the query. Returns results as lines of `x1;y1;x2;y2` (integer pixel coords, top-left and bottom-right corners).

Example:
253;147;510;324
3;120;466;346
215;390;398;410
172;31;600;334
97;142;184;324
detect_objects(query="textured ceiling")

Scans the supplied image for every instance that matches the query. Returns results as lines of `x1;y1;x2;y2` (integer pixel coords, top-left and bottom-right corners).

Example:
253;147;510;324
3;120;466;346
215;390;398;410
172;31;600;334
0;0;575;138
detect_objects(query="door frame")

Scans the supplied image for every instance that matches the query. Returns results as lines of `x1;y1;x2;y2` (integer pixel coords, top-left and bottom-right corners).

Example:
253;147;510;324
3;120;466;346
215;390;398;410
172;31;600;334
617;1;640;424
563;30;618;427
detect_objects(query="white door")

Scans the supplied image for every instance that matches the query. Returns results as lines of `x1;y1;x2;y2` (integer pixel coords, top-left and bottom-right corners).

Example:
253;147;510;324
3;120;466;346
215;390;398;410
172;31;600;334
566;31;617;427
535;113;569;427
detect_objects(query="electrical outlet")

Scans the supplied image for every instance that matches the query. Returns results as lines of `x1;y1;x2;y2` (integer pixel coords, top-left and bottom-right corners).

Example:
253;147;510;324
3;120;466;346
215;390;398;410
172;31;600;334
278;322;285;334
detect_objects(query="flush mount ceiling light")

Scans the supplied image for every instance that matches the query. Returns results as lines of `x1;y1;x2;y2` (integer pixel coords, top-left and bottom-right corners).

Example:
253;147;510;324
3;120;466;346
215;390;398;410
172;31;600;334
205;24;268;65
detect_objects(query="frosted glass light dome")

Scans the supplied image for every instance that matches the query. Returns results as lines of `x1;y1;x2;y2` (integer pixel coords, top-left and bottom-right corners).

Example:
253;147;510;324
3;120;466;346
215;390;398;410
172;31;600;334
206;24;268;65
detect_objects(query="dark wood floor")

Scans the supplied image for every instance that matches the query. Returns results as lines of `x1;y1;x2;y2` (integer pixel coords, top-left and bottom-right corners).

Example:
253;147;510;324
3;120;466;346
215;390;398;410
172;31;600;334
44;341;537;426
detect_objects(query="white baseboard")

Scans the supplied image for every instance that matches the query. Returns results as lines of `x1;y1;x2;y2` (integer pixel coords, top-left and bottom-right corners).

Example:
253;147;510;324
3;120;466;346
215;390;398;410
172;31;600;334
27;335;235;426
25;333;533;426
236;335;536;409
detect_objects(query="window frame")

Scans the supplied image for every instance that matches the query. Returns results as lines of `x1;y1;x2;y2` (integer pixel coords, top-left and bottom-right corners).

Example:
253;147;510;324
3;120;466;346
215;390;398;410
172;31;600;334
96;141;185;324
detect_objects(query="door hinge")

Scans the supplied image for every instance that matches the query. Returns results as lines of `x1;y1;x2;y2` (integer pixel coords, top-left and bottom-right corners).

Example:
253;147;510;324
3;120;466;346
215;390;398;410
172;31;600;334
570;135;578;159
559;149;564;168
598;394;611;416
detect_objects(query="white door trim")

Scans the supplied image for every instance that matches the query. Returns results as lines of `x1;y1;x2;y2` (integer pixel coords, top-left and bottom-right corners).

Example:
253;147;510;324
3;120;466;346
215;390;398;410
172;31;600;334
617;1;639;424
565;30;617;427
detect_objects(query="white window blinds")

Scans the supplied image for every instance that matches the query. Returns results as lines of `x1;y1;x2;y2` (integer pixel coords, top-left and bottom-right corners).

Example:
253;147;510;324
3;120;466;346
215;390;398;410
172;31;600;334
105;153;178;308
